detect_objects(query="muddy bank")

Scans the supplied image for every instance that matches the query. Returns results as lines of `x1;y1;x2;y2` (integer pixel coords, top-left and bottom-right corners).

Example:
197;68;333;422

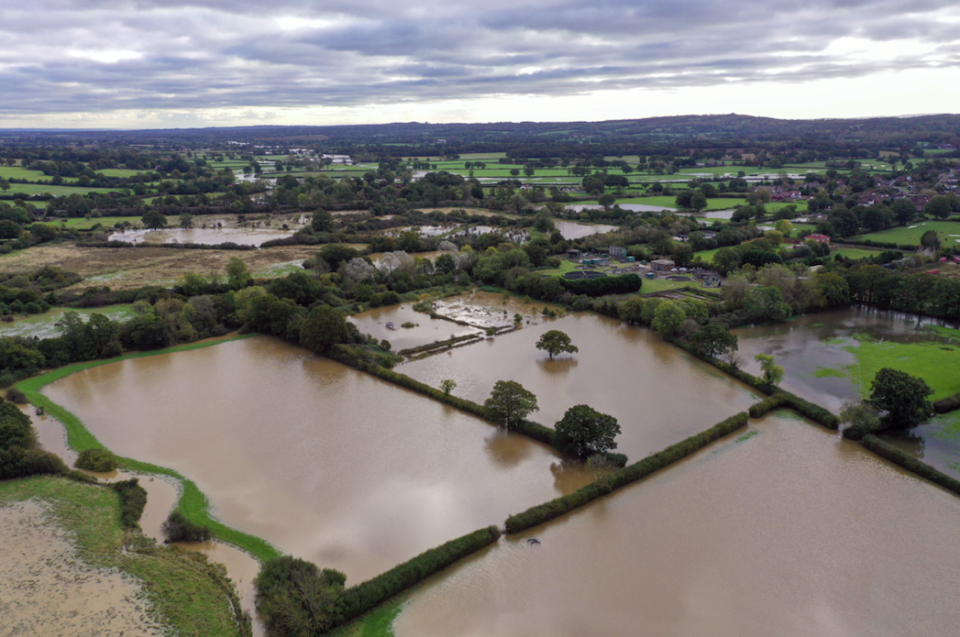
0;500;164;637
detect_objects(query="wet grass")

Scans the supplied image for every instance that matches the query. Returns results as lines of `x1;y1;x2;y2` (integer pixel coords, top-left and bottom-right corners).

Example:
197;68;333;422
813;368;846;378
736;430;759;442
14;333;281;563
844;336;960;400
0;304;137;340
0;476;245;637
328;598;404;637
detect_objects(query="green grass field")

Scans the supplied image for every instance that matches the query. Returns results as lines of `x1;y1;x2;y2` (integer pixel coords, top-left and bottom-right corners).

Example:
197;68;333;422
844;334;960;401
37;215;161;229
830;247;884;261
854;220;960;246
0;166;73;182
3;183;122;197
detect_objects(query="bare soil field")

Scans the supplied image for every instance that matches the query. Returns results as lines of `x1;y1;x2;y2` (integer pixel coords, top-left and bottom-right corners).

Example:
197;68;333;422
0;244;328;290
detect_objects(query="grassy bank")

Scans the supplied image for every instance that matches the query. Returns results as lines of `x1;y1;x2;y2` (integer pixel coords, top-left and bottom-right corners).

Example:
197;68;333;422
14;334;281;562
0;475;249;637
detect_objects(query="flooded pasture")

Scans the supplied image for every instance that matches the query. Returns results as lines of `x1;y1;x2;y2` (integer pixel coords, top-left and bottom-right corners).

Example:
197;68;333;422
734;308;960;477
0;500;164;637
41;337;592;584
402;312;761;460
551;220;618;240
349;304;485;352
394;412;960;637
108;216;303;246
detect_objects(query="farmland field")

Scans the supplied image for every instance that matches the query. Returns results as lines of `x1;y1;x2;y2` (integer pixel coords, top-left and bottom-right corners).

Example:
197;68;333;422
2;183;122;196
854;220;960;246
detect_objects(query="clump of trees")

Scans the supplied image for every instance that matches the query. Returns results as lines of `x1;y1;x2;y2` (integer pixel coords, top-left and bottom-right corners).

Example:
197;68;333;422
842;368;934;440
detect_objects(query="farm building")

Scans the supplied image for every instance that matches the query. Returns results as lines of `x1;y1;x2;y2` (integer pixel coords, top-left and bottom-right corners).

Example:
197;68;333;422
651;259;675;272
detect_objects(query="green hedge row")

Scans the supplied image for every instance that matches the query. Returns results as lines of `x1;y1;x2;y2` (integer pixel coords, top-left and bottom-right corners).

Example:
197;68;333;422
504;412;749;534
934;393;960;414
559;273;643;297
397;333;480;357
777;393;840;430
336;525;501;625
749;395;787;418
861;435;960;496
329;346;559;447
110;478;148;529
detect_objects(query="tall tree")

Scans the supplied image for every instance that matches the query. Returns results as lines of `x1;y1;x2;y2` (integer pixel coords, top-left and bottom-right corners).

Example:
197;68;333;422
869;368;933;429
535;330;579;360
553;405;621;458
484;380;539;429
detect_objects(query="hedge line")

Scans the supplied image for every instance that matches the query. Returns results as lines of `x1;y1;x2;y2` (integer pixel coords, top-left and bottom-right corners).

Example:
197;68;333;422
934;393;960;414
861;435;960;496
336;525;501;625
749;394;787;418
328;347;558;446
397;333;481;357
504;412;749;534
559;273;643;297
776;393;840;430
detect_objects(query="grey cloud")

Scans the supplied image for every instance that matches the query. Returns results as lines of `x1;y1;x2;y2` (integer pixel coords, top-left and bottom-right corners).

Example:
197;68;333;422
1;0;957;116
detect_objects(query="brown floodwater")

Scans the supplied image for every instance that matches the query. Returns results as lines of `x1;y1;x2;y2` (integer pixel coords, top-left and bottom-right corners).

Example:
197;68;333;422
402;312;761;460
0;500;164;637
41;337;592;584
394;412;960;637
108;215;301;246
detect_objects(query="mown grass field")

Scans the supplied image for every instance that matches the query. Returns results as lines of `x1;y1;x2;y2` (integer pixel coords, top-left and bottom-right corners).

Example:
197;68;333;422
0;166;74;182
854;220;960;246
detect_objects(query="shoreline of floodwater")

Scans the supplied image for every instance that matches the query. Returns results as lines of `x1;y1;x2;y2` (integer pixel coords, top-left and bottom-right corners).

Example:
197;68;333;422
14;332;282;563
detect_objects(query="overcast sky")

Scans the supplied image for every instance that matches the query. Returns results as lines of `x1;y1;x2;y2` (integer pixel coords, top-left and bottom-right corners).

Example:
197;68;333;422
2;0;958;128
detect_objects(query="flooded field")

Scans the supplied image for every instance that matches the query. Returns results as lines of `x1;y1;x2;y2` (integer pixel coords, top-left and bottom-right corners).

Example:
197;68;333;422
552;220;618;240
109;224;294;246
0;499;164;637
41;337;592;583
734;308;960;478
0;304;137;340
394;412;960;637
349;304;484;351
402;312;760;460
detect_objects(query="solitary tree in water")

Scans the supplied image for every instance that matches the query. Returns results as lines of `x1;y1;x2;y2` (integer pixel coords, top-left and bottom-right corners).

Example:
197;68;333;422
553;405;621;458
535;330;578;360
484;380;539;429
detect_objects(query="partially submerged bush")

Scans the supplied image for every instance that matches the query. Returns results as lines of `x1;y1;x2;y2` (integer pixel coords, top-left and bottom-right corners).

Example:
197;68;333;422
111;478;148;528
162;510;213;543
75;448;118;472
4;387;27;404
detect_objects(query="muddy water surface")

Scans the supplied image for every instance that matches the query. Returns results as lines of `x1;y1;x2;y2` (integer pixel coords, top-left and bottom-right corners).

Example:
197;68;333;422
394;413;960;637
42;337;591;583
402;313;760;460
551;220;617;240
0;500;164;637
